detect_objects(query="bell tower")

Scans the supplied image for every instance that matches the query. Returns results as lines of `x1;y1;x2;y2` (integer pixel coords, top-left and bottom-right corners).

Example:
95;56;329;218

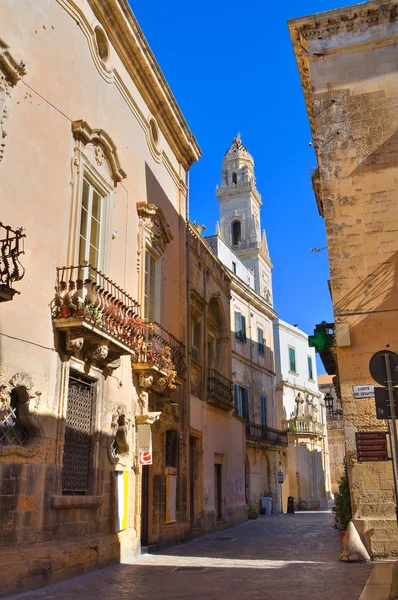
216;134;273;305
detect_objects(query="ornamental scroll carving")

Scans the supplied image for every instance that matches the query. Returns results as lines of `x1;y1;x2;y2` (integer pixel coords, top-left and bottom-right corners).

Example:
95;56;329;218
107;404;132;464
137;202;173;258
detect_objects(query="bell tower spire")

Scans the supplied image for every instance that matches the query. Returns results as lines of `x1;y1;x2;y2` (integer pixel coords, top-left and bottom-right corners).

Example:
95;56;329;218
216;135;273;305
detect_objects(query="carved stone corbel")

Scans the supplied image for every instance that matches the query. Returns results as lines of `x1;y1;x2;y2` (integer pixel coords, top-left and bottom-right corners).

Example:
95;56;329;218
135;412;161;426
65;331;85;355
85;341;109;362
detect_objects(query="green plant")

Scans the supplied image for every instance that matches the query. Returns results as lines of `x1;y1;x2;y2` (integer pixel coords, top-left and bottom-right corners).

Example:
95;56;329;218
332;457;352;530
247;501;258;513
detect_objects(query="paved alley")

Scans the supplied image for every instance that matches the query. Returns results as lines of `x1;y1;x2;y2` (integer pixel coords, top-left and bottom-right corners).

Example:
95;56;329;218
4;510;373;600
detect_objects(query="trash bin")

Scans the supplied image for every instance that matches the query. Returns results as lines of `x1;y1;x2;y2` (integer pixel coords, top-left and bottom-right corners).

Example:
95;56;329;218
287;496;295;514
261;496;273;516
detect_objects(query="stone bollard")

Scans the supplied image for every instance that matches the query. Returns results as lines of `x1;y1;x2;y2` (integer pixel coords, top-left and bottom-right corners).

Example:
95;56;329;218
339;521;371;563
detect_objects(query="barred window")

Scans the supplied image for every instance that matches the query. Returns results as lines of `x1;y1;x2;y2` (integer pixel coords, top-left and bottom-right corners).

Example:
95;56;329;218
0;390;29;447
165;429;178;468
62;373;95;495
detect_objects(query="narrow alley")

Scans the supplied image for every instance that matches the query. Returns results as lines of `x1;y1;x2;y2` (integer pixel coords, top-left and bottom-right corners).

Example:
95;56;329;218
5;511;373;600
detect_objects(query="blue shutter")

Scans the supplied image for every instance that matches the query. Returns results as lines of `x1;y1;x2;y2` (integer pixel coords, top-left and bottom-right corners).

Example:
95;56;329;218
242;388;249;422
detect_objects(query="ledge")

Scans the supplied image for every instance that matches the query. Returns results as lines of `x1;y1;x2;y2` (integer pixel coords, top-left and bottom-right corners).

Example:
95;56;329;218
50;495;103;510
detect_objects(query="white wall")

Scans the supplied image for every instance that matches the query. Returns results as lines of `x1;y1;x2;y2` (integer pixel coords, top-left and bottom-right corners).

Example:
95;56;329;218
205;235;255;289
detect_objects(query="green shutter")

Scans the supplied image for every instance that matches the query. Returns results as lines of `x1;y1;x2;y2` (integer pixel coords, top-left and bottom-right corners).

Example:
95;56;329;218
235;311;241;340
258;327;264;354
241;315;246;343
260;395;267;426
308;356;313;380
289;347;296;372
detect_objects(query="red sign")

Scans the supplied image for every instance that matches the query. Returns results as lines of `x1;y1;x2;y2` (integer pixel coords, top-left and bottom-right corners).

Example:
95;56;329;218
356;432;388;462
139;451;152;465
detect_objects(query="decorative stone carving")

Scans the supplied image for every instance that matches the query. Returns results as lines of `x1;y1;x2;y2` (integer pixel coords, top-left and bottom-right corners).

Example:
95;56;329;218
66;331;85;354
135;412;161;426
107;404;132;464
71;120;127;184
85;341;109;362
103;357;121;377
138;371;154;389
137;202;173;257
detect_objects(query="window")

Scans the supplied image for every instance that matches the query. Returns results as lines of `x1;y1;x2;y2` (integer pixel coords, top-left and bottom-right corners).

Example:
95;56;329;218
234;311;246;343
260;395;267;427
234;384;249;421
192;320;201;363
258;327;264;355
94;27;109;62
0;390;29;447
144;250;157;321
165;429;178;468
232;221;241;246
308;356;314;380
232;172;237;184
232;261;237;274
78;178;104;270
289;347;297;373
62;373;95;494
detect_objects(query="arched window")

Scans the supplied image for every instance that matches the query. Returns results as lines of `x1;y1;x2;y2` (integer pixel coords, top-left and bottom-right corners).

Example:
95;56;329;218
232;172;237;185
232;220;241;246
0;389;29;447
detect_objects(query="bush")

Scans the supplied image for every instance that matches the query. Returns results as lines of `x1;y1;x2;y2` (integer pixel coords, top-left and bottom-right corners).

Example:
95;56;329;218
332;457;352;530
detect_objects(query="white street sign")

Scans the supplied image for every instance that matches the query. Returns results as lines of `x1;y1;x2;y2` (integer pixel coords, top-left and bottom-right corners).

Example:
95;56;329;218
352;385;375;399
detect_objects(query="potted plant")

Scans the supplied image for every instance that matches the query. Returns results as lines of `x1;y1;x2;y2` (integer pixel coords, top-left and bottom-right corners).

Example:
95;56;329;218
247;501;259;520
332;457;352;543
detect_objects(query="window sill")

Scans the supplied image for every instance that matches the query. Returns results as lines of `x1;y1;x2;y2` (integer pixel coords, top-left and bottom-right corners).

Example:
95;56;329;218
50;495;103;510
288;371;299;376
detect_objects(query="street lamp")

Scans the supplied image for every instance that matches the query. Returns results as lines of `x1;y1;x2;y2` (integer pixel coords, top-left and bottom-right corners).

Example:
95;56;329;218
324;392;334;417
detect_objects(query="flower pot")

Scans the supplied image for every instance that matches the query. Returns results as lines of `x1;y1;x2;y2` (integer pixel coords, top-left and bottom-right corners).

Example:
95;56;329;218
60;306;71;318
247;511;258;520
338;529;346;544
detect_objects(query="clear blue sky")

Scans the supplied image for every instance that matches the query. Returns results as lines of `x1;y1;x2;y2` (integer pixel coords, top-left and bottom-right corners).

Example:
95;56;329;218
131;1;345;373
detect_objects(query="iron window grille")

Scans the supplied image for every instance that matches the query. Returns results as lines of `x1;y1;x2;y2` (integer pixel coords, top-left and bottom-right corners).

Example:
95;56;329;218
0;390;29;447
62;373;96;494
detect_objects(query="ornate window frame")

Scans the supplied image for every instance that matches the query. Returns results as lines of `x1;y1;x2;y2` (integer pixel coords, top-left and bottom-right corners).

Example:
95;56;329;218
0;38;26;164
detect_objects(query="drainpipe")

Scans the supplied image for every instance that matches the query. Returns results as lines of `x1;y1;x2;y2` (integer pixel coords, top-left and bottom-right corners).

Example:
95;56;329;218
185;170;192;524
248;300;254;424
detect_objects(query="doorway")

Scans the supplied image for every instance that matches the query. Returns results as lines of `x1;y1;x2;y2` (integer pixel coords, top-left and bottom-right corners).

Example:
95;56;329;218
141;465;149;546
189;437;195;522
214;464;223;521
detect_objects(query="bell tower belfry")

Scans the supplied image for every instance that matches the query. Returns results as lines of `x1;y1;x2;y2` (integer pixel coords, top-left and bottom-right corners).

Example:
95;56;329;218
216;134;273;305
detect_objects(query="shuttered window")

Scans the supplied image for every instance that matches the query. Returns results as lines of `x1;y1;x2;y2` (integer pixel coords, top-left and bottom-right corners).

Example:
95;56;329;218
258;327;264;355
260;395;267;426
289;347;296;373
234;384;249;420
234;311;247;343
308;356;314;380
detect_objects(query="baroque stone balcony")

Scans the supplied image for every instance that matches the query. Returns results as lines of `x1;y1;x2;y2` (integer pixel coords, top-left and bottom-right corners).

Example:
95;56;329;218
52;264;142;375
52;264;186;392
131;323;186;395
245;422;288;449
283;418;326;438
207;368;234;411
0;222;25;302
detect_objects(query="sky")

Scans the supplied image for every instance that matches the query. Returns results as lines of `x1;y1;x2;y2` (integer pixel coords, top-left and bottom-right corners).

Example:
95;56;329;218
130;0;348;373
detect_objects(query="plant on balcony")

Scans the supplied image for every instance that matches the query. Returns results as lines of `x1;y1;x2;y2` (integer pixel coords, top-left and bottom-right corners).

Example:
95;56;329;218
147;344;178;391
247;501;259;520
332;457;352;534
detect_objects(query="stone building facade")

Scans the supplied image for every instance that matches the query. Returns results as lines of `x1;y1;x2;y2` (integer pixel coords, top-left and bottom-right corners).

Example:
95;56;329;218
274;319;331;509
318;374;345;496
289;0;398;556
0;0;200;594
205;136;287;513
188;223;246;533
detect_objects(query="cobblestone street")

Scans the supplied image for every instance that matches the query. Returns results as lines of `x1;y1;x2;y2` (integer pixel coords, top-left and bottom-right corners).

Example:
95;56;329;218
5;510;373;600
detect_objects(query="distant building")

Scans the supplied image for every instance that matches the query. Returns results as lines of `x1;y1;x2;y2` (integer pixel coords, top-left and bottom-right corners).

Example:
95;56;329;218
318;374;345;496
274;319;331;509
205;136;287;513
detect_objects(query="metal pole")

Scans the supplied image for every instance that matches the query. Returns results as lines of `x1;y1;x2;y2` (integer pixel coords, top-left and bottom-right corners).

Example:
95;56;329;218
384;352;398;524
280;482;283;514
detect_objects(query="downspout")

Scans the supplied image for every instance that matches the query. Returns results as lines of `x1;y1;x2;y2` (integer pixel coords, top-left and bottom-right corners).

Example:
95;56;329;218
185;170;192;523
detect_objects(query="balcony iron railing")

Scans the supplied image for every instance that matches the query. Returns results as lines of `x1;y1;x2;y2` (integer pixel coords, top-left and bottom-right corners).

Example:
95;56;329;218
245;422;288;448
208;369;233;409
52;264;141;349
131;321;186;380
0;222;25;301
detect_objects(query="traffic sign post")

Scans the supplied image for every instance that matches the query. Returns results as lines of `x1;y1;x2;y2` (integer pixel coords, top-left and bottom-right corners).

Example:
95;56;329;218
369;350;398;524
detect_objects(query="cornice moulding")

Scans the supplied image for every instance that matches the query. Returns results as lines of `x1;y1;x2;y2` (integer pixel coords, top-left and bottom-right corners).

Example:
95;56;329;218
0;38;27;85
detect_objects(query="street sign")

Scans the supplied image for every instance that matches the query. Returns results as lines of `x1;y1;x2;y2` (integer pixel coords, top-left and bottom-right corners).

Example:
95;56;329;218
352;385;374;399
278;471;284;484
369;350;398;387
356;431;389;462
375;387;398;420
